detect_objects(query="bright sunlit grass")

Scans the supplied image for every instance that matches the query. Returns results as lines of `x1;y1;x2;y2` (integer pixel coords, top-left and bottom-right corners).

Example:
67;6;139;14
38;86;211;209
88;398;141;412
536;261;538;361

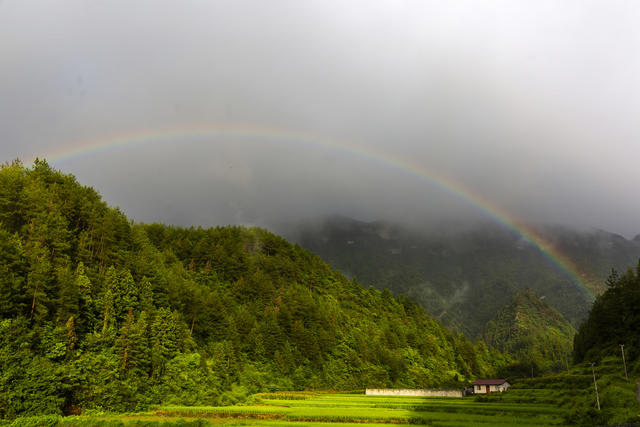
51;392;569;426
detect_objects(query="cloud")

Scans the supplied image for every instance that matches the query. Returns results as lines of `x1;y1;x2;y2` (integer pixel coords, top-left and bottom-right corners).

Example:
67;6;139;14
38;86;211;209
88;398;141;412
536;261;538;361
1;0;639;235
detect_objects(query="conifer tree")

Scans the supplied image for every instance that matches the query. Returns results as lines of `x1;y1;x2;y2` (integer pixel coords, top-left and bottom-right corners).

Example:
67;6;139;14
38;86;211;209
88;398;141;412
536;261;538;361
150;308;180;379
25;239;52;323
115;310;150;377
0;229;27;317
56;265;79;325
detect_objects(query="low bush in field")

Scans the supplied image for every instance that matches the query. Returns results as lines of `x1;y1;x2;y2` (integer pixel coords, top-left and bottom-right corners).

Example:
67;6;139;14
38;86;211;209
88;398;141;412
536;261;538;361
1;415;61;427
256;392;316;400
58;420;125;427
152;405;290;421
59;419;210;427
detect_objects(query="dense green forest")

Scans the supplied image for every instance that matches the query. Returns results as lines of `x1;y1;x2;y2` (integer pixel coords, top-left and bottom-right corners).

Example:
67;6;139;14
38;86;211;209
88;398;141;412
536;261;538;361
0;160;508;420
573;265;640;367
482;289;576;376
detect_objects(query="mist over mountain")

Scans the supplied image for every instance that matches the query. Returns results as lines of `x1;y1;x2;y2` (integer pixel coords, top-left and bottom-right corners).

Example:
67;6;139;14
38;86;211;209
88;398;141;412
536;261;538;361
280;215;640;338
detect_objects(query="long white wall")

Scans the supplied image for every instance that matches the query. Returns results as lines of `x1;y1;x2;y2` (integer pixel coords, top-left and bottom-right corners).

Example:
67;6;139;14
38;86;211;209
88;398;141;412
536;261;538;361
365;388;463;397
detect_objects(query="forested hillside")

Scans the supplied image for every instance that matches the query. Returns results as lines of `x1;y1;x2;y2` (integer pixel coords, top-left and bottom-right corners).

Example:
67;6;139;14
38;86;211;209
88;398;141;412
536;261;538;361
285;216;640;337
573;265;640;366
482;289;576;376
0;160;507;420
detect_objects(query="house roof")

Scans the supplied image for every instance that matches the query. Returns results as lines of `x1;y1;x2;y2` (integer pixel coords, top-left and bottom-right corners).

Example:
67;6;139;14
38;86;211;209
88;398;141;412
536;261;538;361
472;379;509;385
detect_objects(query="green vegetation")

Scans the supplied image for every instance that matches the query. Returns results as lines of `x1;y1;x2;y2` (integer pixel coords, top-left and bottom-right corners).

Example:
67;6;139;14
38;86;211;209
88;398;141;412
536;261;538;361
2;393;570;426
2;160;638;425
480;357;640;426
477;268;640;426
289;216;640;337
573;264;640;365
0;160;507;420
483;289;576;376
563;262;640;425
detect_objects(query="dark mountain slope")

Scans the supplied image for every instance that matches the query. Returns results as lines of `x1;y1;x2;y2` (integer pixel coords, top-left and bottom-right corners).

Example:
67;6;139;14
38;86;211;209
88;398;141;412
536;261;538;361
283;216;640;337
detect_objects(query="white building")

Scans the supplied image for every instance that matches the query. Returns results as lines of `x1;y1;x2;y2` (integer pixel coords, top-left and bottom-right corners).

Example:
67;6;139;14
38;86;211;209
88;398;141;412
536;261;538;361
472;379;511;394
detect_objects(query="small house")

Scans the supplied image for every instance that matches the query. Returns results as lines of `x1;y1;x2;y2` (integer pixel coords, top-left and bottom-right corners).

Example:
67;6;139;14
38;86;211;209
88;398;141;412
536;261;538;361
472;379;510;394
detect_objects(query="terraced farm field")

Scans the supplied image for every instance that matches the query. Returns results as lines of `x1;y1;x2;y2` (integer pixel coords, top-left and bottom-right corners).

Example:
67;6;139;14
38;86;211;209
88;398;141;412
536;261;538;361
45;392;569;426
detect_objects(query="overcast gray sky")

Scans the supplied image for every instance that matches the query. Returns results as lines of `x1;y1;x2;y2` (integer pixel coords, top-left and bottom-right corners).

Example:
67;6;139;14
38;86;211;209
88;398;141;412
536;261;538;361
1;1;639;236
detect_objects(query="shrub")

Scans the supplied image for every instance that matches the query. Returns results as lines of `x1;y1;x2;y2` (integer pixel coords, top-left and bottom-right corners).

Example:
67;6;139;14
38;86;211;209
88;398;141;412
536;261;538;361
6;415;61;427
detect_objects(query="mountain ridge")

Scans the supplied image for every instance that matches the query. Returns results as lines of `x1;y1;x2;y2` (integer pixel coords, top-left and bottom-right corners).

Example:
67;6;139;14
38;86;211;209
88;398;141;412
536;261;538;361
482;288;576;374
281;215;640;338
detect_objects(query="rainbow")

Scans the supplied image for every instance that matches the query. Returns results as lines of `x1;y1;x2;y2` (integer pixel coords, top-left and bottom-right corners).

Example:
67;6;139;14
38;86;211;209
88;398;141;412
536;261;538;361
30;123;596;299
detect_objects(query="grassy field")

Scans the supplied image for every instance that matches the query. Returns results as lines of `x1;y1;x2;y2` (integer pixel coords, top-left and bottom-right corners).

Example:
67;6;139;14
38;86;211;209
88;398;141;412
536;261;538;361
475;359;640;425
13;392;569;427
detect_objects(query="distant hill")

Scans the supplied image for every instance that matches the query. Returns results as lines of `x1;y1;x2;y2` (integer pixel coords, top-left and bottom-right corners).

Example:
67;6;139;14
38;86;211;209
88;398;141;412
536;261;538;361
482;288;576;374
282;216;640;338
